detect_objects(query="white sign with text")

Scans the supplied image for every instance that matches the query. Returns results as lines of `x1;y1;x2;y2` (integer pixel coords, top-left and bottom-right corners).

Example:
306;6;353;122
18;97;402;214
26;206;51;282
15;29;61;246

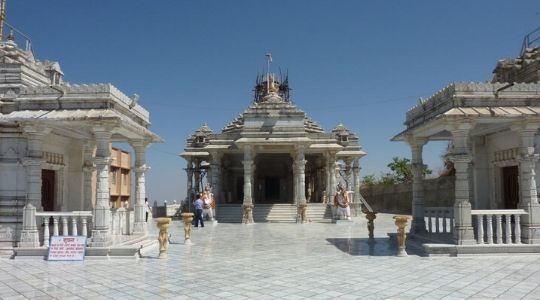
47;236;86;261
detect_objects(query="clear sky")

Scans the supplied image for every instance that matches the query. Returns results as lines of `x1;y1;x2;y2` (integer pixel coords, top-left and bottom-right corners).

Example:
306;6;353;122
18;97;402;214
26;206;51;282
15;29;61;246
9;1;540;203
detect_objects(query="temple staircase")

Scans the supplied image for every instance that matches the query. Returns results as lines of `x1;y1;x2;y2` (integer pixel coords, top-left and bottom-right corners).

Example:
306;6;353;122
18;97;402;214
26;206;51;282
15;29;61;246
216;203;333;223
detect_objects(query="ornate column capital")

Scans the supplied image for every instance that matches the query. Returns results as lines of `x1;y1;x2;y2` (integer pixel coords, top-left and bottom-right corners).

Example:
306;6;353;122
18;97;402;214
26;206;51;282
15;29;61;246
83;164;96;172
135;165;150;173
404;134;427;148
447;154;473;164
94;157;113;165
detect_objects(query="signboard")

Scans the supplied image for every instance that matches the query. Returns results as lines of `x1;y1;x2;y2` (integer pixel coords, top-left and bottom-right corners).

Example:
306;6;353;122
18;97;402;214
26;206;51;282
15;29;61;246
47;236;87;261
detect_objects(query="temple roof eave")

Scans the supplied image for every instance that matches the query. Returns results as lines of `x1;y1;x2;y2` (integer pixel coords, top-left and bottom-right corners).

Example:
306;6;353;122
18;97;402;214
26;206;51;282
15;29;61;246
309;143;343;150
180;151;210;159
234;137;312;145
336;150;367;158
0;109;163;143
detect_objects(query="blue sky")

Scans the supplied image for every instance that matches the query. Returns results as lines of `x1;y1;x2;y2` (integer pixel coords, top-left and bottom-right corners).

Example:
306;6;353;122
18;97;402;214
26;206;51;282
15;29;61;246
9;1;540;203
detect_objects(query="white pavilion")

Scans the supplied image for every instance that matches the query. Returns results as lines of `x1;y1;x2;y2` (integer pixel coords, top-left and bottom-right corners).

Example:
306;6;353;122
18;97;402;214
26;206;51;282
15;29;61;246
0;27;161;256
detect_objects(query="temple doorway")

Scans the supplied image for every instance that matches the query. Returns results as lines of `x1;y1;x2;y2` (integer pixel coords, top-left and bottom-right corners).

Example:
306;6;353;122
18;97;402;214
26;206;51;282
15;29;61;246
502;166;519;209
254;153;293;203
41;169;55;211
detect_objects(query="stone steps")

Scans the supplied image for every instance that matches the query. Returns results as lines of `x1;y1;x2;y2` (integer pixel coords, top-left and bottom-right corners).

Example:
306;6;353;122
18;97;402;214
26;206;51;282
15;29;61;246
216;203;334;223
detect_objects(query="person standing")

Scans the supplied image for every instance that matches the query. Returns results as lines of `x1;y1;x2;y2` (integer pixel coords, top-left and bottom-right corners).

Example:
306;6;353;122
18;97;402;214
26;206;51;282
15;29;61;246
144;198;152;222
193;194;205;228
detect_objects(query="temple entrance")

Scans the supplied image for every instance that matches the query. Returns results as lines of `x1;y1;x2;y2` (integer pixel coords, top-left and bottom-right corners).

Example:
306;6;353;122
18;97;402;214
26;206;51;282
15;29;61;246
502;166;519;209
265;177;280;202
254;154;293;204
41;169;55;211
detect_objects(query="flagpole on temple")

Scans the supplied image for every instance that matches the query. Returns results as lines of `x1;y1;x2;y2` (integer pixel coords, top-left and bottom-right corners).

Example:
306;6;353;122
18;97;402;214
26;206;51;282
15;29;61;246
0;0;7;41
265;53;272;92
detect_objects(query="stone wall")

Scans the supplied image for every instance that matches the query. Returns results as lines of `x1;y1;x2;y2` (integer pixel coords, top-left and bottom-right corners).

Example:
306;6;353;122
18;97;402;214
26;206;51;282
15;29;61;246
360;176;455;214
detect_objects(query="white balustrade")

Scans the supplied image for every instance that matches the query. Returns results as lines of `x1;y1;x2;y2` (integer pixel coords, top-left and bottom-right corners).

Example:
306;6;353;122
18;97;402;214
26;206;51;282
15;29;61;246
36;211;92;247
110;208;134;236
424;207;453;234
471;209;527;245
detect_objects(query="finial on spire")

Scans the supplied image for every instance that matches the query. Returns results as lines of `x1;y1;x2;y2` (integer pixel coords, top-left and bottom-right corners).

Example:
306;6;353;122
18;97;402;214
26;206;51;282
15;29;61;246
0;0;6;41
265;53;272;93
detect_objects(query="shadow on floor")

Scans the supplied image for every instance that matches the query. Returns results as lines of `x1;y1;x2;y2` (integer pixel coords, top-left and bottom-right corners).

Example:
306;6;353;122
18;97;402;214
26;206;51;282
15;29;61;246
326;237;426;257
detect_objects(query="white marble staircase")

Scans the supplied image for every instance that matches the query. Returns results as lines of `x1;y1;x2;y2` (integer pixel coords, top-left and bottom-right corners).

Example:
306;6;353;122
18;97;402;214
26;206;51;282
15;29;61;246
216;203;333;223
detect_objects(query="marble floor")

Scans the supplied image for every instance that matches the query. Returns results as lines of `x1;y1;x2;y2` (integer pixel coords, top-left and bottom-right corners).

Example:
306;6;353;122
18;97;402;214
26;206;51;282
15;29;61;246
1;214;540;299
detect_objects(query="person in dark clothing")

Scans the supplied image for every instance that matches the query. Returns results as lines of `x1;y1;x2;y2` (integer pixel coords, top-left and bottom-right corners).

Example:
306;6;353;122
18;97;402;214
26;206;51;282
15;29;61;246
193;194;204;228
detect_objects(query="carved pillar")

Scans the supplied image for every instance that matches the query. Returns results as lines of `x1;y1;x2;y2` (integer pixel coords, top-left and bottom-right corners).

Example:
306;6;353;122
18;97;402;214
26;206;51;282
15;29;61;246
20;125;48;247
449;122;475;245
210;152;222;201
82;142;95;211
294;146;307;205
242;146;254;224
512;123;540;244
90;127;113;247
344;158;353;192
131;140;149;235
327;153;337;201
315;157;324;203
185;159;194;202
353;158;361;204
193;159;201;193
406;136;427;234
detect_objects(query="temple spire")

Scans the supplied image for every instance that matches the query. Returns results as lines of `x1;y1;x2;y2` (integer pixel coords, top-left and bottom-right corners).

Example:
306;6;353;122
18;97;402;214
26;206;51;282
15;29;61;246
0;0;6;41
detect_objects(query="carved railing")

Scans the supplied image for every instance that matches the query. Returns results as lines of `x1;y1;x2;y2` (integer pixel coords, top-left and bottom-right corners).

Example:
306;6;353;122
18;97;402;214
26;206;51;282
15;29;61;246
424;207;453;234
36;211;92;247
471;209;528;245
110;208;134;235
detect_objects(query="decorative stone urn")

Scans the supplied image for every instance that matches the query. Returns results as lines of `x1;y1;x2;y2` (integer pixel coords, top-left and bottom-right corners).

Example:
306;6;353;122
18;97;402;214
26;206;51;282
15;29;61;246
181;212;194;244
155;217;171;258
365;211;377;239
242;204;253;224
297;203;307;223
393;215;410;257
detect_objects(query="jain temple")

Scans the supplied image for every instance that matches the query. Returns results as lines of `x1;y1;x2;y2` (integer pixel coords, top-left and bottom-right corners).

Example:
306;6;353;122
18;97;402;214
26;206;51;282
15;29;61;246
1;3;540;257
181;71;367;224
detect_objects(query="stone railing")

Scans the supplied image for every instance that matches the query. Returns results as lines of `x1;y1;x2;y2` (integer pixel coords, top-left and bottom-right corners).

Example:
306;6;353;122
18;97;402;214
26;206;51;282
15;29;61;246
424;207;454;234
36;211;92;247
471;209;528;245
110;208;134;235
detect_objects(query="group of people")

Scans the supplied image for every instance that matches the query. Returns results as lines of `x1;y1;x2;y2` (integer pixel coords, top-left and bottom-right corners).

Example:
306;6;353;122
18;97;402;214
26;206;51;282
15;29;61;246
192;186;216;228
334;184;352;220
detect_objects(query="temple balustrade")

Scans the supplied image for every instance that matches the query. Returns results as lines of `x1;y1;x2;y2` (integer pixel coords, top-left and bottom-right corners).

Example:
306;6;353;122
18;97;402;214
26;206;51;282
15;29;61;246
31;208;138;248
424;207;453;234
471;209;527;245
35;211;92;247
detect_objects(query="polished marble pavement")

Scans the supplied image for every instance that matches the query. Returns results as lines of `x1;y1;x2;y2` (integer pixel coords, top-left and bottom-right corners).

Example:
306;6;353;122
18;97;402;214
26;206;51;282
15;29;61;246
1;214;540;299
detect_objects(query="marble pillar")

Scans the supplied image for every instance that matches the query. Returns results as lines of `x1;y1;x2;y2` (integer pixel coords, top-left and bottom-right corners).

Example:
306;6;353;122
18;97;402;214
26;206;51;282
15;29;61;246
449;123;475;245
327;155;337;202
352;158;361;204
131;140;149;235
193;159;201;193
407;136;427;234
210;153;222;203
185;159;194;202
90;128;113;247
294;146;307;206
82;142;96;211
344;158;353;192
242;146;254;224
19;125;48;247
513;123;540;244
